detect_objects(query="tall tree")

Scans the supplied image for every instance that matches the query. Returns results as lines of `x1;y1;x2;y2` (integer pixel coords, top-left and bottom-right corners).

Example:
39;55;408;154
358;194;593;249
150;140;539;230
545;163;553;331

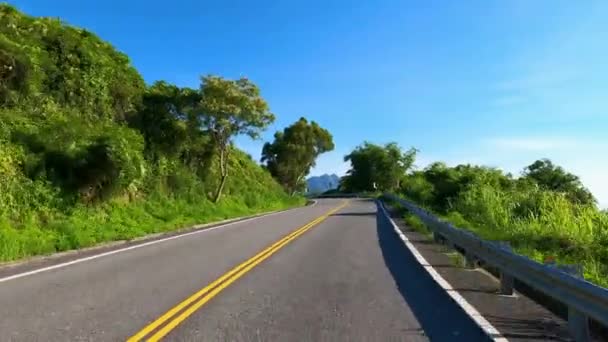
129;81;199;160
522;159;595;205
261;117;334;194
342;142;417;192
193;75;274;202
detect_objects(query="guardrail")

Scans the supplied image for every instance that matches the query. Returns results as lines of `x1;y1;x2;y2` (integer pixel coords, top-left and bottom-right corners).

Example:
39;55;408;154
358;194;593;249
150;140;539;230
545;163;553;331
383;193;608;342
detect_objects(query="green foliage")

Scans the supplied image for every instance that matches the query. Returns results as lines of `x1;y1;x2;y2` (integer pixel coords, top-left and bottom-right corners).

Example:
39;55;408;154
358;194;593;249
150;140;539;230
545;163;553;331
4;113;146;203
197;76;275;141
262;117;334;194
0;4;145;119
394;155;608;287
0;5;303;263
0;35;31;105
342;142;416;192
449;183;608;287
129;81;197;159
522;159;595;205
193;75;275;202
401;172;434;206
407;162;512;213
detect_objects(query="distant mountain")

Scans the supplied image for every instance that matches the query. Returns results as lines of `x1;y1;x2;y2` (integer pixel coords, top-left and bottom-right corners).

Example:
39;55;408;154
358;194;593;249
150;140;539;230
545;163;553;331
307;174;340;194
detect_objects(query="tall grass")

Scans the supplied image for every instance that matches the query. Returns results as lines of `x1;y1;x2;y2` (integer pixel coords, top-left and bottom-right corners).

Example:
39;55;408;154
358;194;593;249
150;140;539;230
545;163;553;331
434;184;608;287
0;192;303;262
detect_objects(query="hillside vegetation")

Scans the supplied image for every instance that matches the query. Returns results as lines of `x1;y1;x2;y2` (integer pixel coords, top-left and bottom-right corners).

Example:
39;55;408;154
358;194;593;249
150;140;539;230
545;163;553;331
341;142;608;287
0;5;304;262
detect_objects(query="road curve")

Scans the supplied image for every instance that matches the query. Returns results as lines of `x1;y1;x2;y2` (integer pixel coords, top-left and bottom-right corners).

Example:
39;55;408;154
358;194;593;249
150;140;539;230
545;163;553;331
0;198;489;341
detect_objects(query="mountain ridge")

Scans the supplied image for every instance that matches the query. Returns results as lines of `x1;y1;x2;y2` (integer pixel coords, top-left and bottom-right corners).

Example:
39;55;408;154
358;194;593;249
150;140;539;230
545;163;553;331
307;174;340;193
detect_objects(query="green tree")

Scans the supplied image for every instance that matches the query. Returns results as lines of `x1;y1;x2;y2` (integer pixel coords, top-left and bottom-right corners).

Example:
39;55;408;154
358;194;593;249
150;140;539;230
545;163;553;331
193;75;275;202
261;117;334;194
342;142;417;192
129;81;198;160
522;159;595;205
401;171;435;205
418;162;512;212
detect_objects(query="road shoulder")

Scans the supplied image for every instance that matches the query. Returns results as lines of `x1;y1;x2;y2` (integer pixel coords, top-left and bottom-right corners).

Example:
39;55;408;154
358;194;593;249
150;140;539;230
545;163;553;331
381;201;574;342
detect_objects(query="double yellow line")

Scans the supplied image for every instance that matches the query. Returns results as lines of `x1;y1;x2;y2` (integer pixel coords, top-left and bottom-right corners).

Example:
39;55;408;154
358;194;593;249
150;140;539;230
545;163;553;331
127;201;349;341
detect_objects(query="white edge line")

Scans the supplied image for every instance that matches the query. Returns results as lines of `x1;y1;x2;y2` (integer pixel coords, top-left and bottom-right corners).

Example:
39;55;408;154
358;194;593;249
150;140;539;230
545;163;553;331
377;201;509;342
0;201;318;284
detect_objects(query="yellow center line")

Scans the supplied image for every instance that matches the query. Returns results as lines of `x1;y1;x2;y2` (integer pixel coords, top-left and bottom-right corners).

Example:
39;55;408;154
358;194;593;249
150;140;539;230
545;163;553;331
127;216;322;341
127;201;348;341
126;214;326;341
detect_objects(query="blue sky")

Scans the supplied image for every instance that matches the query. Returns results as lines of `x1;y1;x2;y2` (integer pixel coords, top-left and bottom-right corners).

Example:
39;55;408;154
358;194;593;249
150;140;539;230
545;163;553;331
10;0;608;206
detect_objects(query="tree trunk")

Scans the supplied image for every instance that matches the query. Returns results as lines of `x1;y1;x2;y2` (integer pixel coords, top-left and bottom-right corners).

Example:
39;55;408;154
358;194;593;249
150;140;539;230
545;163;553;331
292;165;310;196
213;146;228;203
214;173;227;203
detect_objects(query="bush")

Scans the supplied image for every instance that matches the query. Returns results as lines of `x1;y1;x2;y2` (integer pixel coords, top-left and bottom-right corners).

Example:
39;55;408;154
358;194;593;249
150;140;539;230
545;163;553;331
399;161;608;287
406;177;608;287
0;4;145;119
401;173;434;206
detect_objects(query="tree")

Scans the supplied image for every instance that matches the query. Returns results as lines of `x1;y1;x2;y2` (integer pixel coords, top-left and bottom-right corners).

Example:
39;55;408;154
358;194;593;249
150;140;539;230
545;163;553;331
417;162;512;212
401;171;435;205
342;142;417;192
261;117;334;194
193;75;274;202
522;159;595;205
129;81;199;160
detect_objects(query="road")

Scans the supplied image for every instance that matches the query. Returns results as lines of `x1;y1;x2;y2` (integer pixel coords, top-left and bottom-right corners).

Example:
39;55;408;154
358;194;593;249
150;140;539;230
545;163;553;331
0;198;490;341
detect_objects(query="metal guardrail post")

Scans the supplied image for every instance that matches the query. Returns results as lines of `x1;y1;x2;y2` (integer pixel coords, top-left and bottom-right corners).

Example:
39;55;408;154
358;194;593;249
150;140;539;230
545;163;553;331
569;304;590;342
497;242;514;295
500;271;514;296
432;232;442;243
446;239;457;251
464;252;478;269
557;265;590;342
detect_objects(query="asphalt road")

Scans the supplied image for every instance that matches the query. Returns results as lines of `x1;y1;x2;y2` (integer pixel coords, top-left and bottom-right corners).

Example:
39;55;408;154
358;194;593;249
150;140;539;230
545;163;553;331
0;198;489;341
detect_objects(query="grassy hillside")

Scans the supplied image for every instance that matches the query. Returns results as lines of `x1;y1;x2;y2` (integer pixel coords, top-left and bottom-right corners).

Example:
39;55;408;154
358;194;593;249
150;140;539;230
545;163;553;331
0;4;303;262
